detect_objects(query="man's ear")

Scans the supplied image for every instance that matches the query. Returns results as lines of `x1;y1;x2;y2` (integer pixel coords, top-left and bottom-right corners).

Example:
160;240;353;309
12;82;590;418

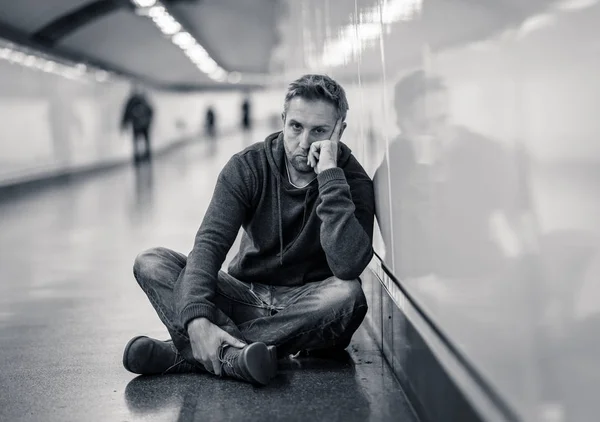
281;112;286;124
340;122;348;139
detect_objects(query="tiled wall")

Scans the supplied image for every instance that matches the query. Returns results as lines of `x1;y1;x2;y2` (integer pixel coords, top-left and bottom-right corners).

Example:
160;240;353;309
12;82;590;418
275;0;600;420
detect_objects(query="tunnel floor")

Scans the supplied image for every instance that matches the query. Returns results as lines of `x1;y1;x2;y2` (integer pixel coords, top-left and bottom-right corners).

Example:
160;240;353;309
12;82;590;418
0;130;417;422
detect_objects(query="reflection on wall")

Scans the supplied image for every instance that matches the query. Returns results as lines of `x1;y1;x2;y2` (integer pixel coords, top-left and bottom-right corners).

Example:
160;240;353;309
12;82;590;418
277;0;600;420
376;70;527;280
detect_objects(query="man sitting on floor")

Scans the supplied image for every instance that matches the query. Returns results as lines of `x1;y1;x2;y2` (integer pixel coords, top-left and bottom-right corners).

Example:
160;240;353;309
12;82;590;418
123;74;375;386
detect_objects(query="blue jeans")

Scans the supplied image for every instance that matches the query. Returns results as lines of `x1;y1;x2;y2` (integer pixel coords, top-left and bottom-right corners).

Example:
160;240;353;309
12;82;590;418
133;247;368;366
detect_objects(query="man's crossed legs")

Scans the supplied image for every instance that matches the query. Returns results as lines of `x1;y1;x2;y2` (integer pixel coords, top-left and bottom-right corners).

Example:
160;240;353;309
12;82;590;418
123;247;368;385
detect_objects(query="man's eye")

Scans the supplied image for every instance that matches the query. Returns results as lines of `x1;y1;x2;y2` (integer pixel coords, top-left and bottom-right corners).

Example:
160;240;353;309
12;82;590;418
291;124;302;130
315;128;325;134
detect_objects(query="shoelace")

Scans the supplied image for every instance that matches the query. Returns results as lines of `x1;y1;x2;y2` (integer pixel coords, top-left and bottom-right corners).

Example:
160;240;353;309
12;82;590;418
219;345;234;367
162;358;187;375
161;342;187;375
218;345;245;379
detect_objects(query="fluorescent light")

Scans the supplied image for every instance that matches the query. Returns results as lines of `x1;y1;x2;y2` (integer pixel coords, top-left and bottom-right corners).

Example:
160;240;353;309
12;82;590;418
43;61;56;72
129;0;254;84
198;60;218;74
0;40;112;82
172;31;195;48
186;45;209;62
24;55;36;67
155;15;181;35
132;0;157;7
148;5;165;18
209;70;227;82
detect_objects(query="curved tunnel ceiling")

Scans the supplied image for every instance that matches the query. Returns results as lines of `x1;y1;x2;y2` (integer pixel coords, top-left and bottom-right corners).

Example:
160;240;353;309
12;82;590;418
0;0;284;89
0;0;567;89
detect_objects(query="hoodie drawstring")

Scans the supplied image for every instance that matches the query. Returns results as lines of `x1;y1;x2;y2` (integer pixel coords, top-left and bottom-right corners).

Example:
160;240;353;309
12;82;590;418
277;182;313;267
276;178;284;266
301;189;310;228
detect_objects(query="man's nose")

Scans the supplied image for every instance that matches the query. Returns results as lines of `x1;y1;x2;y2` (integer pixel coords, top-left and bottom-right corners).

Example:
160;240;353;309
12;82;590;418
299;131;312;149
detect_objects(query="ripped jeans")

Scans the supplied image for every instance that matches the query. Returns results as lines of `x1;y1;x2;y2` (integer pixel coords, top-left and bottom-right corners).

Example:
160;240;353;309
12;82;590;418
132;247;368;365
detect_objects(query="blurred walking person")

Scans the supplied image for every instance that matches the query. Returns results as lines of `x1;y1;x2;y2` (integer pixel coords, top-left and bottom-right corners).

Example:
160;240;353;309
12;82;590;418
241;97;252;131
122;86;154;164
205;106;216;138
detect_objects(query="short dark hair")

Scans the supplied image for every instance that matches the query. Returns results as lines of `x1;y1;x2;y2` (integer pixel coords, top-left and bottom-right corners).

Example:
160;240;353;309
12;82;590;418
284;74;349;120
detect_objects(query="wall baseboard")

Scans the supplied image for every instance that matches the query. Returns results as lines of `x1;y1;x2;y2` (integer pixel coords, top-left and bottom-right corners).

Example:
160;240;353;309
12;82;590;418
0;122;275;201
0;134;198;200
362;256;521;422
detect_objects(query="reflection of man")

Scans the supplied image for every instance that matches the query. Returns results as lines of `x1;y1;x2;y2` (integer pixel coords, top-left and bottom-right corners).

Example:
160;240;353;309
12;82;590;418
375;70;527;280
123;75;374;386
121;86;154;163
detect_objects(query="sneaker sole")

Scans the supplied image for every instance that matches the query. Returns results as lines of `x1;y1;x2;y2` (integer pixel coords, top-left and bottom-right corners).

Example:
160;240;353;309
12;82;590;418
242;343;277;386
267;345;278;378
122;335;148;373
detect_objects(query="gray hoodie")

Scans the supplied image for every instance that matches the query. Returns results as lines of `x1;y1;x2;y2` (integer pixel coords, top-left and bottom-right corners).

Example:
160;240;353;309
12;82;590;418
175;131;375;328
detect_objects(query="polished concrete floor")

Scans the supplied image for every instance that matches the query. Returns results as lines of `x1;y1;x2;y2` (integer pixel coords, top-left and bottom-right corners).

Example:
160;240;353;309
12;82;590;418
0;131;416;422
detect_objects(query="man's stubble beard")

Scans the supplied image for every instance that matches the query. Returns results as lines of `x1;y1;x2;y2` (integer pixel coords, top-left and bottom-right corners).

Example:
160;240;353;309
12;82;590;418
283;136;313;174
290;153;314;174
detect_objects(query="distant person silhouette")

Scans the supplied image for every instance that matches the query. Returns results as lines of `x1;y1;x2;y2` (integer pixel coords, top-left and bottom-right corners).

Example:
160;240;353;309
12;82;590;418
241;97;252;131
121;86;154;164
205;107;216;138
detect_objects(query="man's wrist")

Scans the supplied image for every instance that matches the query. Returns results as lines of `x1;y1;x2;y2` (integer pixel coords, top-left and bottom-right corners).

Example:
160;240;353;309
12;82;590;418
319;163;337;172
188;317;210;332
317;166;346;185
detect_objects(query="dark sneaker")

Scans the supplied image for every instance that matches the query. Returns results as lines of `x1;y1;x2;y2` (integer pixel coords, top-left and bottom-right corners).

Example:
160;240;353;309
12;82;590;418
123;335;202;375
219;342;278;385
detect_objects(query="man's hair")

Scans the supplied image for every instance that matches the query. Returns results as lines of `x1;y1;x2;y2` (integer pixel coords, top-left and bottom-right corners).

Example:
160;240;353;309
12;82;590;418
284;74;349;120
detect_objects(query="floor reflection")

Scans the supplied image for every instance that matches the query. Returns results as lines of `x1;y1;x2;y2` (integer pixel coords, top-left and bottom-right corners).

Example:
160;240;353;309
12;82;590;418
124;355;378;422
0;129;415;422
130;160;155;220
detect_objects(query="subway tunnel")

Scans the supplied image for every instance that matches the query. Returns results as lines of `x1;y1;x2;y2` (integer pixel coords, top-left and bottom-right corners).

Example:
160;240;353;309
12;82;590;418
1;1;600;421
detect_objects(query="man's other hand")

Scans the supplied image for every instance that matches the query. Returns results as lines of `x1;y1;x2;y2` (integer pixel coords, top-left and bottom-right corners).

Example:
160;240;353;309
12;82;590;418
187;317;246;375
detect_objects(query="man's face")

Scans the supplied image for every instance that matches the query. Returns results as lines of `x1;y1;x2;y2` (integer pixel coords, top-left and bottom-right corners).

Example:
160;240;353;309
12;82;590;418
282;97;343;173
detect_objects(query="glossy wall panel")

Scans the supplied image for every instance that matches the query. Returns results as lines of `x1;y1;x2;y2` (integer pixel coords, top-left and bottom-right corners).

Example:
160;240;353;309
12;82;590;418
277;0;600;420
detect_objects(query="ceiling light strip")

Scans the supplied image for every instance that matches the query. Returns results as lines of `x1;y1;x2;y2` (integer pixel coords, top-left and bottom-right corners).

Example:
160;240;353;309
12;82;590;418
0;38;111;82
131;0;239;83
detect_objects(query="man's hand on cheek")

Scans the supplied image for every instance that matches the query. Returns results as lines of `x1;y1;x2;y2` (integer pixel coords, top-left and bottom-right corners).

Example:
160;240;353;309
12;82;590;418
307;119;343;174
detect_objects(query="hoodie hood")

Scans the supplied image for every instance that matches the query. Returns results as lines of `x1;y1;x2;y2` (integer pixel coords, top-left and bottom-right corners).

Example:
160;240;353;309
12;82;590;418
263;131;354;266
